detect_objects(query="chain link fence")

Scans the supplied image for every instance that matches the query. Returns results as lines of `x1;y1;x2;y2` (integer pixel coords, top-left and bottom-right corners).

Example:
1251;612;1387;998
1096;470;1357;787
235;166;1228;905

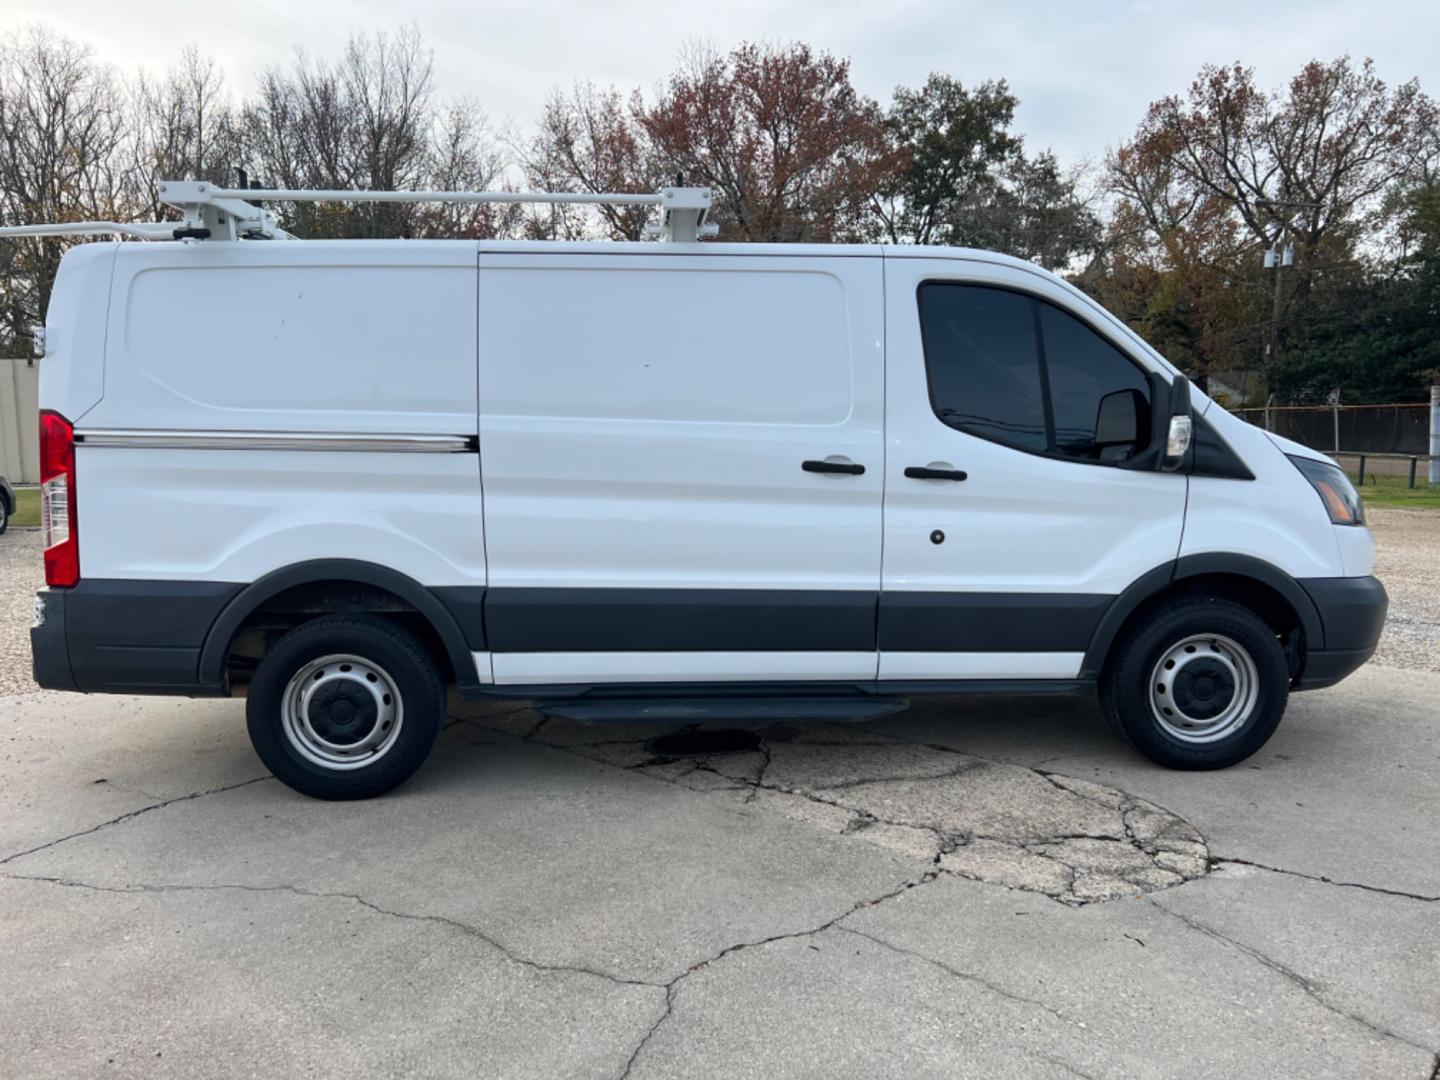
1231;402;1437;486
1230;403;1430;454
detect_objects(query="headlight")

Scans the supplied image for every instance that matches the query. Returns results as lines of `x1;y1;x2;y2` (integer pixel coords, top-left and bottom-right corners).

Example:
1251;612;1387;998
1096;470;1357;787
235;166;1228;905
1288;455;1364;526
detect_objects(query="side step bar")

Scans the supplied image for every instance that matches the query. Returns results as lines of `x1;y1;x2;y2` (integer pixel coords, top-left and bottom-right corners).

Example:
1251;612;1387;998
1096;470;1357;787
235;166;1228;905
537;697;910;725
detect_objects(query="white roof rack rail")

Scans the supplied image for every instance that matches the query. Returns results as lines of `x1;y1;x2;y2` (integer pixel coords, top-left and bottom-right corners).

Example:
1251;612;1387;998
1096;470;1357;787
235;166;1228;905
0;182;717;244
0;221;184;241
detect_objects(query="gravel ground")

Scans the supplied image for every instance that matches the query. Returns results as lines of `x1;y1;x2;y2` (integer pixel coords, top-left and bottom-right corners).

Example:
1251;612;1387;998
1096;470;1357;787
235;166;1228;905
0;509;1432;694
0;531;42;696
1367;506;1440;672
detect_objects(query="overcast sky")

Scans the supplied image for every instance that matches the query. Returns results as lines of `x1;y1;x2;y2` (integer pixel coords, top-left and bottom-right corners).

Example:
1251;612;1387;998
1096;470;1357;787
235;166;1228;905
6;0;1439;168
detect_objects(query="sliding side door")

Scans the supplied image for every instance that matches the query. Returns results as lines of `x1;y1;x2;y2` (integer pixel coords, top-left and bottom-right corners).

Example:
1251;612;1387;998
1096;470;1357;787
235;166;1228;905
477;251;884;686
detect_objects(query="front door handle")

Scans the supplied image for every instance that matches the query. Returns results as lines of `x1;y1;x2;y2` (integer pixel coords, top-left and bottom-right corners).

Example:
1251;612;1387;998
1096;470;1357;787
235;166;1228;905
802;459;865;476
904;465;968;481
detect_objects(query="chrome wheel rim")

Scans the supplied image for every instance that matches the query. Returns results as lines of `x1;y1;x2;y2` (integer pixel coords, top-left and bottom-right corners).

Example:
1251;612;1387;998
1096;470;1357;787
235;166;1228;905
281;654;404;770
1149;634;1259;744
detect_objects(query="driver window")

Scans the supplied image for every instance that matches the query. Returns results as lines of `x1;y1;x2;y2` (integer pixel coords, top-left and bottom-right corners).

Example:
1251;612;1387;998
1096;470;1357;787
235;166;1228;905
918;282;1152;463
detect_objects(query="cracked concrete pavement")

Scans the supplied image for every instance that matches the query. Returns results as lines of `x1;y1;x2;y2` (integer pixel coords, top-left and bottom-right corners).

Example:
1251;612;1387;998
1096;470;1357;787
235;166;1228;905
2;663;1438;1078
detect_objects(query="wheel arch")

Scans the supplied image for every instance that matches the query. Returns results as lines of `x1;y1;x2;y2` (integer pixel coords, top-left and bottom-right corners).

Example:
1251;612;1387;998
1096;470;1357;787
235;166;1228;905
198;559;482;692
1080;554;1324;680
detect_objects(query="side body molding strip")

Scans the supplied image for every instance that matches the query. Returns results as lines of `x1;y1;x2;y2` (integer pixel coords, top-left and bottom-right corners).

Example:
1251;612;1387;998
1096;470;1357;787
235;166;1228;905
75;430;477;453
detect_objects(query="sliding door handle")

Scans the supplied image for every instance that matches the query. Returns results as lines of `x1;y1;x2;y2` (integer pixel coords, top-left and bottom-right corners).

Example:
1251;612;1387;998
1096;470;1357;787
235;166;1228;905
904;465;968;481
802;459;865;476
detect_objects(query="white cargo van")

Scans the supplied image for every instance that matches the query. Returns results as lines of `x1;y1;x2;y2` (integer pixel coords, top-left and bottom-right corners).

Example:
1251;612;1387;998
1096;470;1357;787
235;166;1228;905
17;184;1386;799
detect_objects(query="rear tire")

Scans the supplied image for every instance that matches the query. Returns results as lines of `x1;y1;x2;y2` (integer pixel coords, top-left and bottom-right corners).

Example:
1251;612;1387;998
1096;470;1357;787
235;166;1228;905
1100;597;1289;770
246;615;444;799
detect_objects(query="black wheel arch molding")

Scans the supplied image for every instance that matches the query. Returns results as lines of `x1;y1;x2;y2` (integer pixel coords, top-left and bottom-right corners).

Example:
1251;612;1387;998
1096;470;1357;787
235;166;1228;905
198;559;485;693
1079;551;1382;688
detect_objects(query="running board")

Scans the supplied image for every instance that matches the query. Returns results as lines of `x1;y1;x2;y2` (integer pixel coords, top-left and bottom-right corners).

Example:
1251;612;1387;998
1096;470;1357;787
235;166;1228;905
538;697;910;725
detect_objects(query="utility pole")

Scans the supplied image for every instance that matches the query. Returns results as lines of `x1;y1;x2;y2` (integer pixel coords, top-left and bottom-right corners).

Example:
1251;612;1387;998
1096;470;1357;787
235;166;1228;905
1255;196;1319;406
1263;230;1293;375
1430;385;1439;486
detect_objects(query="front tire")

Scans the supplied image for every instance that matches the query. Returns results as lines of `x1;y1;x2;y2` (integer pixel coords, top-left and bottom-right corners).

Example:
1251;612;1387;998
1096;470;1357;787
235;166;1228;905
247;615;444;799
1101;597;1289;770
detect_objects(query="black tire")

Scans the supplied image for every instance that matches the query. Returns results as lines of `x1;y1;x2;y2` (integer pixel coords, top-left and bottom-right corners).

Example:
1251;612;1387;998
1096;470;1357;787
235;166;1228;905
0;498;9;535
246;615;444;799
1100;597;1289;770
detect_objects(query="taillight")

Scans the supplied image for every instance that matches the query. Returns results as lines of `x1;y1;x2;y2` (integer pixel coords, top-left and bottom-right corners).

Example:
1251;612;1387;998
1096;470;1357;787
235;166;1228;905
39;410;78;586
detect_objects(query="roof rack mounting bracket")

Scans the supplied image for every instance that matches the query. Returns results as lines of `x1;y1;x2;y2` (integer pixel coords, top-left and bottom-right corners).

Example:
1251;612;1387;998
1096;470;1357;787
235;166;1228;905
158;181;293;241
646;187;718;243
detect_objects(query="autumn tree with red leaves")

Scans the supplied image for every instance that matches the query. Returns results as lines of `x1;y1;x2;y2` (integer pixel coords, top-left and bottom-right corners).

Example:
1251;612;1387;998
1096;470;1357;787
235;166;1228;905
635;42;890;242
1105;57;1436;398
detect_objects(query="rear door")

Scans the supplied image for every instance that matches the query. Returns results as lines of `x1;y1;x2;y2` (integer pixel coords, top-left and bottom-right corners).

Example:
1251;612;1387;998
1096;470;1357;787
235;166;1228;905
879;255;1187;681
477;250;885;685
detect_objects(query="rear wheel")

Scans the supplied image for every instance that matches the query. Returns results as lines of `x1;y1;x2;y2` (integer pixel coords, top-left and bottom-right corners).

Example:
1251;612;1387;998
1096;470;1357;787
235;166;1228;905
246;615;444;799
1101;597;1289;769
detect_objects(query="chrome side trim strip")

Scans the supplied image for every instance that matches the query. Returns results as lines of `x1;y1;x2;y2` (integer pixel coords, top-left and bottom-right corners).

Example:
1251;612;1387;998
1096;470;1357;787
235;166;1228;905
74;430;476;453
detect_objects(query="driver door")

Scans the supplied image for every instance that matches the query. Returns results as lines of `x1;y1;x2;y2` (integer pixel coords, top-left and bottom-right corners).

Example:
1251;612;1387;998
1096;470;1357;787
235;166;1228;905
878;257;1188;681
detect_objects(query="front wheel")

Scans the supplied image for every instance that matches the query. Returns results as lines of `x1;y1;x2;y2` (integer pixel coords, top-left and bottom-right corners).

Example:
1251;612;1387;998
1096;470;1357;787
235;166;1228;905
247;615;445;799
1101;597;1289;770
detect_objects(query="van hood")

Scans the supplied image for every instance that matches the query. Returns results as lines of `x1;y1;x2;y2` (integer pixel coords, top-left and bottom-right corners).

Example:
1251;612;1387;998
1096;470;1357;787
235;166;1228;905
1263;430;1333;465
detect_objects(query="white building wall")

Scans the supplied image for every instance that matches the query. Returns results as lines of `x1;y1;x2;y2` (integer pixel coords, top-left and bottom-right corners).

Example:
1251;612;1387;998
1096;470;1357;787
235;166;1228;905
0;358;39;484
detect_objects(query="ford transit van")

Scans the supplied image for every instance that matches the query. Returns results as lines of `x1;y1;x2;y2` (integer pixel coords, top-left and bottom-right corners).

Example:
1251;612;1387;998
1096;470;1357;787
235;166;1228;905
23;197;1387;799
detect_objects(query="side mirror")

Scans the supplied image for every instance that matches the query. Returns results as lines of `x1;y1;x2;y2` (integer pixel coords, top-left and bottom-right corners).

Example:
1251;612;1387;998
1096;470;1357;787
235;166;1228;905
1094;388;1144;458
1159;375;1193;472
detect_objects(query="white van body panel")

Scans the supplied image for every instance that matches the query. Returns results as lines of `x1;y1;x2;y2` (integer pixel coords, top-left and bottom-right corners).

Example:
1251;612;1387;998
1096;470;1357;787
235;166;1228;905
39;242;115;424
477;250;884;592
75;241;485;588
77;446;485;584
1253;428;1375;576
1332;516;1376;577
1179;405;1347;579
88;241;478;435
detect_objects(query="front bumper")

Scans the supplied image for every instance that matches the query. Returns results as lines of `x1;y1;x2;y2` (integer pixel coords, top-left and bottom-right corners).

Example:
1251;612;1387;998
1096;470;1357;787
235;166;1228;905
1294;575;1388;690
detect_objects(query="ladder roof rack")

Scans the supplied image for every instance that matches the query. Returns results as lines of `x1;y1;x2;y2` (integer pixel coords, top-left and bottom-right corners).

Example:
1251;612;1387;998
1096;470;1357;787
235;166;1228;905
0;182;717;244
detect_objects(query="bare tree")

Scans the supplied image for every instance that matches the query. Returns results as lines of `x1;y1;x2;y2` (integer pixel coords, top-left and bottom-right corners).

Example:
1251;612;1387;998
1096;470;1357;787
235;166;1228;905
523;83;659;240
128;48;243;221
418;99;520;238
0;26;127;356
243;28;436;237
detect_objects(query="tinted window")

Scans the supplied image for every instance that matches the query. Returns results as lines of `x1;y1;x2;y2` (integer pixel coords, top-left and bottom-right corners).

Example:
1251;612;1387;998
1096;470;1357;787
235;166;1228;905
917;283;1151;463
1040;304;1151;461
918;284;1047;452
